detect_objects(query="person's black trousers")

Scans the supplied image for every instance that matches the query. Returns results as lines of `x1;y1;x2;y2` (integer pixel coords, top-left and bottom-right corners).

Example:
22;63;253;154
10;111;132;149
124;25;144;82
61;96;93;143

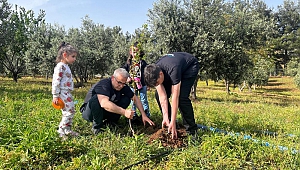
155;77;198;133
82;94;131;129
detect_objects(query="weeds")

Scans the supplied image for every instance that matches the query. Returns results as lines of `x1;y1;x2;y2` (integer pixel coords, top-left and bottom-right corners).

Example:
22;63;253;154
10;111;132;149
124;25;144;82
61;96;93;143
0;77;299;169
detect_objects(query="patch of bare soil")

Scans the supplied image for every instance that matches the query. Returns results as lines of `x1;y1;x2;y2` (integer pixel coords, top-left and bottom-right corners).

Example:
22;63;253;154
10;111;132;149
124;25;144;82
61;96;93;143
145;125;188;148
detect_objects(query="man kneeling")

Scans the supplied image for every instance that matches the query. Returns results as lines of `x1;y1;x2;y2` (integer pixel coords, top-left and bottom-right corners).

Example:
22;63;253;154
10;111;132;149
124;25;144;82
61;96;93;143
82;68;155;135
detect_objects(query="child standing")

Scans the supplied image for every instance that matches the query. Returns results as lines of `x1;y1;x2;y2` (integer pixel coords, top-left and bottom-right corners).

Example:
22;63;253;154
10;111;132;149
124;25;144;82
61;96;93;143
52;42;79;139
123;42;151;124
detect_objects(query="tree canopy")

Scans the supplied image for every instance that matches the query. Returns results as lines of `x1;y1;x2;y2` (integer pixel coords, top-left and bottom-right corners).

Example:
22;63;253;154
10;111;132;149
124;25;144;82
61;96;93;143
1;0;300;92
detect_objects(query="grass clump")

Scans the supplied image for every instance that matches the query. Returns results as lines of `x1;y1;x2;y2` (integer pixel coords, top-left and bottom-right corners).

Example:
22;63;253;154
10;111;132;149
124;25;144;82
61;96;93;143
0;76;299;169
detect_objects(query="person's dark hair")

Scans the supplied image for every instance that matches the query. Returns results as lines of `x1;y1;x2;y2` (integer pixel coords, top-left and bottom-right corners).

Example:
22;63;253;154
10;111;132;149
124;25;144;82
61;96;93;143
144;64;161;87
56;42;78;63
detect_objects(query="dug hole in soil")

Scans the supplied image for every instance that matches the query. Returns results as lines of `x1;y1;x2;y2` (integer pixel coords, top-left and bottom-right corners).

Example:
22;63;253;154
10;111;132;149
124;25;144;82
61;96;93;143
143;124;188;148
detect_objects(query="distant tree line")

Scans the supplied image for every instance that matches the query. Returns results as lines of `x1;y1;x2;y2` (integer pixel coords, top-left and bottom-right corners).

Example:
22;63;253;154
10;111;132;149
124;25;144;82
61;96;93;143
1;0;300;93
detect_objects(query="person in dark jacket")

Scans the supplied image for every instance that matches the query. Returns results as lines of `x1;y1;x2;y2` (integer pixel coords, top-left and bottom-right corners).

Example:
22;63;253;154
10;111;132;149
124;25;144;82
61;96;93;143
144;52;199;139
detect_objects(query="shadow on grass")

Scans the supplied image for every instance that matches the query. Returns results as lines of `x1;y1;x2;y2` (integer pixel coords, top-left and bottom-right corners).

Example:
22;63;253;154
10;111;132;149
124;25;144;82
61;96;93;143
261;87;292;93
1;130;90;169
21;80;52;85
196;117;283;139
1;87;51;100
0;79;94;101
266;82;284;86
268;79;277;82
194;91;300;107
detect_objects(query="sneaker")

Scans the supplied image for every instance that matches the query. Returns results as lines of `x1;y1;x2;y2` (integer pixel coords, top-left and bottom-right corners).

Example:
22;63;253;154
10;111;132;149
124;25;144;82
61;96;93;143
187;127;198;135
186;130;197;136
91;128;103;135
64;129;79;137
59;133;68;140
103;120;123;129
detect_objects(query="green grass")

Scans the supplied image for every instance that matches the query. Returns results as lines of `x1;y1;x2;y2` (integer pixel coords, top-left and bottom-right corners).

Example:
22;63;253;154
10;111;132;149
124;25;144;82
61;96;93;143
0;76;299;169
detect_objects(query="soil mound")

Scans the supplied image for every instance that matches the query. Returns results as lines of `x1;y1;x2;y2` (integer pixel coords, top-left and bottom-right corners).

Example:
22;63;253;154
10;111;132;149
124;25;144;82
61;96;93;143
146;126;187;148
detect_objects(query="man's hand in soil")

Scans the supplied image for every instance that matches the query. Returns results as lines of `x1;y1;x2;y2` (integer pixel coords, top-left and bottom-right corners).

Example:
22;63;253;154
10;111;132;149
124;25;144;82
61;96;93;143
162;115;170;129
168;121;177;139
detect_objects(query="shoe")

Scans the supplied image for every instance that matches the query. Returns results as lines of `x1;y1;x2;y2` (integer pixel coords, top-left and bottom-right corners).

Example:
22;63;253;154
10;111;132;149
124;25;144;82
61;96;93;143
91;128;103;135
187;126;198;135
64;129;79;137
186;130;197;135
103;120;123;129
58;127;79;138
59;133;68;140
186;129;198;142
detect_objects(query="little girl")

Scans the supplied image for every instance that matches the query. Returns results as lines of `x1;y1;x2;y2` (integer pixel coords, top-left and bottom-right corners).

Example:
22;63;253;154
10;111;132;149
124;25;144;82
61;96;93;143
52;42;79;139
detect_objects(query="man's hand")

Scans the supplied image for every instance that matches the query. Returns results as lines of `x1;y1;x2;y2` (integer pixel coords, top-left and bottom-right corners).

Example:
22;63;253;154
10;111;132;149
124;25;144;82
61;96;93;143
141;115;155;126
161;113;170;128
124;109;134;119
168;121;177;139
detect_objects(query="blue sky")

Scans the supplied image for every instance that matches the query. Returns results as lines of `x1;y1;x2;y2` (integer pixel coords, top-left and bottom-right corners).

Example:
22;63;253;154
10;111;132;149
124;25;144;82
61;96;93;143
7;0;284;34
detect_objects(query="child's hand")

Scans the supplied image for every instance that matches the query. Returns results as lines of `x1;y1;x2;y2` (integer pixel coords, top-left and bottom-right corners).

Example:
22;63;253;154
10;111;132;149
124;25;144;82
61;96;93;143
53;97;59;104
126;77;132;83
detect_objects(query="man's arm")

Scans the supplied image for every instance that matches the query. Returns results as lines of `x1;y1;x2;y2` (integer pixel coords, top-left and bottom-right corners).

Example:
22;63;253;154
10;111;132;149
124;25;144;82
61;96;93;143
167;81;181;139
133;95;155;126
171;82;181;123
97;94;133;119
156;84;169;124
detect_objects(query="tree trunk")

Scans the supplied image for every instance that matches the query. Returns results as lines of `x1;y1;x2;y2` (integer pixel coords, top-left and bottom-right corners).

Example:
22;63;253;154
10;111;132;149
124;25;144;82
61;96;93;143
239;81;246;92
45;72;49;80
225;80;230;94
13;72;18;82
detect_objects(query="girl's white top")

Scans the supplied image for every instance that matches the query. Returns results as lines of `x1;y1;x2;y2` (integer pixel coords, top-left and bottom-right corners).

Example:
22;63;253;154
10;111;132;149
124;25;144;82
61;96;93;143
52;62;74;98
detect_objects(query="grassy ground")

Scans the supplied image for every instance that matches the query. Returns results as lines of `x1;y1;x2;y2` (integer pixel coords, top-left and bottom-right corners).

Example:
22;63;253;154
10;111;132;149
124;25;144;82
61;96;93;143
0;76;299;169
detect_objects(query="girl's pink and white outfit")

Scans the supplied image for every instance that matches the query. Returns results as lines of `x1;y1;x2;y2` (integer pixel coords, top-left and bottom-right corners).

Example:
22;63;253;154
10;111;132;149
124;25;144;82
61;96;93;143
52;62;77;136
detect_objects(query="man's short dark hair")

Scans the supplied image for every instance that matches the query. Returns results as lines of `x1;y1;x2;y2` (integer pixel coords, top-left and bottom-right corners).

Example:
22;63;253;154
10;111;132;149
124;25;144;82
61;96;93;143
144;64;161;87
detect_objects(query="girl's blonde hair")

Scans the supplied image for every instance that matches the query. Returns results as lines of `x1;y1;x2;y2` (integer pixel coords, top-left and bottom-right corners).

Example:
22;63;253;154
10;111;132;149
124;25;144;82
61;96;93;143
55;42;78;63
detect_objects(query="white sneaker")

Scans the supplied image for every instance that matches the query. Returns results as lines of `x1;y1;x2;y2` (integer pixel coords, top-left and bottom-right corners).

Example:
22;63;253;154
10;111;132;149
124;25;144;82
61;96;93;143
59;133;68;140
64;129;79;137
